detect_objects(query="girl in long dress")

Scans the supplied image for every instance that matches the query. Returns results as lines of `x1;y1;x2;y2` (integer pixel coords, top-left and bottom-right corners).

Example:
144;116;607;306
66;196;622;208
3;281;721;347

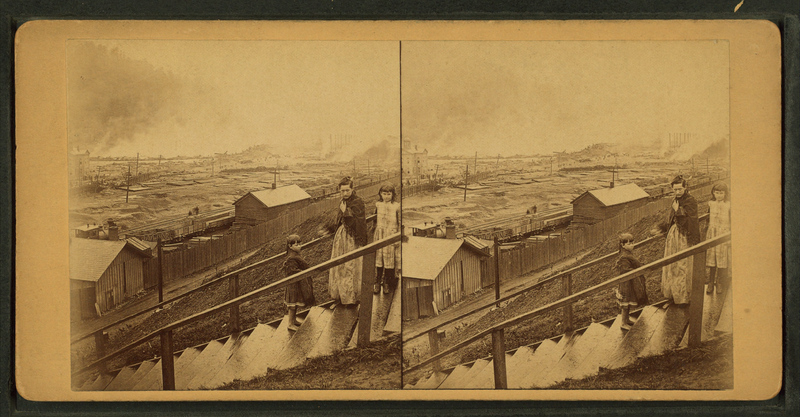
705;182;731;294
373;183;401;295
652;175;700;306
323;176;367;308
282;234;316;331
614;233;650;330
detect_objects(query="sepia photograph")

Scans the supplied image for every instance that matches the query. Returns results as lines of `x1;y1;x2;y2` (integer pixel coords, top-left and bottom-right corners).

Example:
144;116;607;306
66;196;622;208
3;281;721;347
400;40;735;390
14;20;782;402
65;39;403;391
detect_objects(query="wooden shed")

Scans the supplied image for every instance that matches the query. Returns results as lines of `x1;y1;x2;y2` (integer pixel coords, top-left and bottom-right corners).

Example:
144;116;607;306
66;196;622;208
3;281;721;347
570;183;650;227
402;235;490;320
70;238;153;321
233;184;312;226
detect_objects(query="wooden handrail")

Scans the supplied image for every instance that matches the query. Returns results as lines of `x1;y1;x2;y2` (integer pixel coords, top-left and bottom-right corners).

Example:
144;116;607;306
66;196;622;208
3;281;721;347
404;232;730;374
73;231;401;378
71;214;377;344
404;212;711;342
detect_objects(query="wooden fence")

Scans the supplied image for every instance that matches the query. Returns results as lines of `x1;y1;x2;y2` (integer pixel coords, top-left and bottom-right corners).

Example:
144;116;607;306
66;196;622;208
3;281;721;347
402;181;439;198
147;179;390;282
482;180;722;286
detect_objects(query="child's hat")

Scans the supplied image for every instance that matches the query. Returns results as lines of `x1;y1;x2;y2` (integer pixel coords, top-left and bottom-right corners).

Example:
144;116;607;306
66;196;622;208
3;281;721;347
287;234;302;243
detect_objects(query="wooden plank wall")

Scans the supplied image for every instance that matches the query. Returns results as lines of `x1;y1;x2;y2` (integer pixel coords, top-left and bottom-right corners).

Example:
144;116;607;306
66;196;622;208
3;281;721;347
490;180;721;285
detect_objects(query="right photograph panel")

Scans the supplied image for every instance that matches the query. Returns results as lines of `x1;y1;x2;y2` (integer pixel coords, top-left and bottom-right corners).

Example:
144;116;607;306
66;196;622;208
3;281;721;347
400;40;732;390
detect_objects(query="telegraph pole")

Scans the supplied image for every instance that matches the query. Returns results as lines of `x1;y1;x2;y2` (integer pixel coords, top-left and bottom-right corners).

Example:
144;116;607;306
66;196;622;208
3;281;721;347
125;165;131;203
135;152;139;177
464;163;469;202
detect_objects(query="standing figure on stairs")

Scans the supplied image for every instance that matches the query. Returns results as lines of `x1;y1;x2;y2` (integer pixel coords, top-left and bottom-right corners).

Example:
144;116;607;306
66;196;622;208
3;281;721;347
614;233;650;330
373;183;401;295
320;176;368;309
282;234;316;332
651;175;701;307
705;182;731;295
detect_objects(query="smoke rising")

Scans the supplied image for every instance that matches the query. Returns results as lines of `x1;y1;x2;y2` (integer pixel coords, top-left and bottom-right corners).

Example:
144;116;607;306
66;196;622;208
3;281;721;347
68;42;187;154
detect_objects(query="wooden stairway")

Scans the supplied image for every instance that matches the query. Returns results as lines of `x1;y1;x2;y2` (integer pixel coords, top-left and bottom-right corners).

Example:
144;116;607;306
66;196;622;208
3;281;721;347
406;287;732;389
74;286;401;391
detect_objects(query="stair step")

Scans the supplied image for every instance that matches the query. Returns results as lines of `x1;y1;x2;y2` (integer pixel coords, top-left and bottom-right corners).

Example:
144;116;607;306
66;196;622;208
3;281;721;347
87;372;115;391
306;305;359;359
383;278;402;334
539;322;610;387
236;316;297;381
515;337;566;388
347;291;395;347
172;347;203;389
414;371;449;389
437;364;472;389
205;324;276;388
526;331;582;388
103;366;138;391
638;304;690;358
134;351;184;391
115;359;157;391
176;340;225;390
447;359;489;389
714;289;732;334
464;353;515;389
603;305;667;369
679;287;731;347
506;346;536;389
273;307;332;370
187;333;250;390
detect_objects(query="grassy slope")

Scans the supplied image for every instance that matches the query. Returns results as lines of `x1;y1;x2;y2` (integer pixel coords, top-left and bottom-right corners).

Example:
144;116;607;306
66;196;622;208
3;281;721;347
219;335;402;390
549;334;733;390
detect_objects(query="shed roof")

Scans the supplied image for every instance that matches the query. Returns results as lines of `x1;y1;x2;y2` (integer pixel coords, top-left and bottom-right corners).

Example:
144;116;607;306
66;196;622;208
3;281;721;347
572;183;649;207
403;236;489;281
235;184;311;208
70;238;151;282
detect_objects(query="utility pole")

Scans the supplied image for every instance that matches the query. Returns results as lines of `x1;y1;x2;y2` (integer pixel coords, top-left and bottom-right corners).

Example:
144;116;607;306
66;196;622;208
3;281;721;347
464;163;469;202
135;153;139;178
125;164;131;203
367;159;370;177
353;158;357;177
474;151;478;175
706;158;709;175
158;154;161;167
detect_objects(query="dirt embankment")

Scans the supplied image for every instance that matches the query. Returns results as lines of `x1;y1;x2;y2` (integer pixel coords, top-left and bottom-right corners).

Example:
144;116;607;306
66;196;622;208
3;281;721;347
72;207;378;373
405;197;712;383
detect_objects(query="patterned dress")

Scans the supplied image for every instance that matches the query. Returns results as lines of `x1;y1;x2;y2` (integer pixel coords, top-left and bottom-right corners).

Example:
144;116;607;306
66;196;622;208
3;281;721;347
658;192;700;305
327;193;368;305
374;201;401;270
705;200;731;268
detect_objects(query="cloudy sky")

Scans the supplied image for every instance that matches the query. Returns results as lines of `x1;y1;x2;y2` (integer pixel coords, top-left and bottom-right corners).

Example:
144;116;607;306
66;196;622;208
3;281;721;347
67;40;400;158
401;40;730;157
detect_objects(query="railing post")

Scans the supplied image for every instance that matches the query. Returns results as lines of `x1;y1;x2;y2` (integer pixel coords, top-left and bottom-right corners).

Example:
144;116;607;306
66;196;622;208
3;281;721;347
491;328;508;389
688;251;707;347
94;330;107;373
357;251;376;347
427;330;442;372
229;273;240;333
160;330;175;390
157;238;164;303
494;236;501;307
562;273;573;332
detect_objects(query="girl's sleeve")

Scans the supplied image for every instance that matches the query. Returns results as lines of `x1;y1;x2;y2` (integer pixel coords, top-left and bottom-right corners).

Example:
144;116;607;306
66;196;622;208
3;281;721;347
342;196;368;246
679;197;701;245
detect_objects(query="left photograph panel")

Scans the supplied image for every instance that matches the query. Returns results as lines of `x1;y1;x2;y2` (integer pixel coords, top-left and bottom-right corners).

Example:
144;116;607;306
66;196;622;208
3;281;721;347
66;39;403;391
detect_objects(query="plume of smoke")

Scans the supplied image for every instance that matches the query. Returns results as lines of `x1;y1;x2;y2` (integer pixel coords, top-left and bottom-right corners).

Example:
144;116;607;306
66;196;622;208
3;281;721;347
68;42;186;154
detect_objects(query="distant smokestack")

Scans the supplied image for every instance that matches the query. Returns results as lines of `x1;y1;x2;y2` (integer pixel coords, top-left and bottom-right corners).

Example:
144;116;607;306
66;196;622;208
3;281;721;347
444;217;456;239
